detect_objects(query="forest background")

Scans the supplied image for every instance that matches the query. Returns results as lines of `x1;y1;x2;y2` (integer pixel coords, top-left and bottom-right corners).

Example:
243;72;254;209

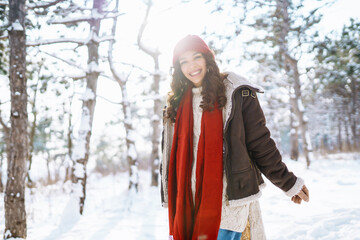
0;0;359;239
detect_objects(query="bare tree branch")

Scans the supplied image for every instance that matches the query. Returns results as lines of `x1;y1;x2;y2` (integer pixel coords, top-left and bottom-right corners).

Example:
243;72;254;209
137;0;160;59
49;12;125;25
27;38;86;46
107;0;126;85
27;0;65;10
39;50;86;72
119;61;152;75
0;33;8;40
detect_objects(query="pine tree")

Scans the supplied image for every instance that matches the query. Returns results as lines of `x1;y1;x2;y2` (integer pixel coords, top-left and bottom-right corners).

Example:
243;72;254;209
313;19;360;151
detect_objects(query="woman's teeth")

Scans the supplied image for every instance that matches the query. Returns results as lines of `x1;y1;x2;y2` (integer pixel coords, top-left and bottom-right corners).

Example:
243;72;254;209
190;70;201;76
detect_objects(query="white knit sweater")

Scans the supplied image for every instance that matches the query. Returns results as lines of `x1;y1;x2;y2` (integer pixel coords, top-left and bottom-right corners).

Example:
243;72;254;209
191;86;249;232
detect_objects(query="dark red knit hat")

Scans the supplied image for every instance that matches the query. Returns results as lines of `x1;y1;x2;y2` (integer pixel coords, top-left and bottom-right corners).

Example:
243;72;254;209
172;35;214;66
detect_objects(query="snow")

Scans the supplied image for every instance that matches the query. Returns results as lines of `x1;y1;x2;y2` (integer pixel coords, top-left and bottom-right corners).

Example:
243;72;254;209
73;163;85;179
298;99;305;112
128;143;137;160
12;111;19;117
87;61;101;73
1;153;360;239
127;130;137;142
4;230;11;238
72;107;91;161
129;165;139;185
10;20;24;31
151;114;160;122
305;132;313;151
91;9;103;20
15;91;21;96
81;88;95;101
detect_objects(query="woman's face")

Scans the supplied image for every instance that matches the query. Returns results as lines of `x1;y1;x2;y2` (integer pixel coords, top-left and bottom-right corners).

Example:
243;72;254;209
178;51;207;87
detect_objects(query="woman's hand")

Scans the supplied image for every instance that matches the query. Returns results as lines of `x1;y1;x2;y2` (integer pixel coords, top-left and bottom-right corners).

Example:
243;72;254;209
291;185;309;204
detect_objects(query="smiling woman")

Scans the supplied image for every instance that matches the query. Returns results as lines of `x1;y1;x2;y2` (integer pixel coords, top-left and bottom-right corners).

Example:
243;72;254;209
160;35;310;240
178;51;207;87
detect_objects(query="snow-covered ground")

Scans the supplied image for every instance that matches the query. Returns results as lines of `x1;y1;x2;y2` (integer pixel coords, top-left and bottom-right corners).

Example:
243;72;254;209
1;153;360;240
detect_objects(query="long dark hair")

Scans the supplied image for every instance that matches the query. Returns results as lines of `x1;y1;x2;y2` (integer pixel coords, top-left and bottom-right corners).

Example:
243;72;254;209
165;52;227;123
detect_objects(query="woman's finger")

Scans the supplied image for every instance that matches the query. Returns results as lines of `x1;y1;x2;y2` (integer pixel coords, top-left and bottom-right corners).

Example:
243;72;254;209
298;187;309;202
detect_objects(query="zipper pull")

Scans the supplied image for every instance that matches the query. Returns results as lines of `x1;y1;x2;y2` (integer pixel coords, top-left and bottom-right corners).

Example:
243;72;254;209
225;194;230;206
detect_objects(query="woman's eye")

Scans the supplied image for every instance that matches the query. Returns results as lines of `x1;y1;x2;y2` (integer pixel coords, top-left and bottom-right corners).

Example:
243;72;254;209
194;55;202;59
180;61;187;65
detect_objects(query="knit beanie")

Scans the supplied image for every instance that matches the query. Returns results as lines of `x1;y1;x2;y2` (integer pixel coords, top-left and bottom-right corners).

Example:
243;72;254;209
172;35;214;66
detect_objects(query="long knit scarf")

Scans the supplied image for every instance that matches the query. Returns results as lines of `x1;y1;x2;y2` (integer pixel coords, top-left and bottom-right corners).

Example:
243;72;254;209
168;85;223;240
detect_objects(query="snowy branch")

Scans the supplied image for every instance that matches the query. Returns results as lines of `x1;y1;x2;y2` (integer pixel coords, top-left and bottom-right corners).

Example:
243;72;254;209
49;12;125;25
119;62;152;75
92;34;114;43
96;94;122;105
40;50;86;73
137;0;161;58
107;1;128;85
27;38;87;47
27;33;114;47
27;0;65;10
0;33;8;40
0;1;7;6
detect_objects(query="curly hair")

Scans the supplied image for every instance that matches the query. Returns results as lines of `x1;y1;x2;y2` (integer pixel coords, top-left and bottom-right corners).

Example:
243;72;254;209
165;52;227;123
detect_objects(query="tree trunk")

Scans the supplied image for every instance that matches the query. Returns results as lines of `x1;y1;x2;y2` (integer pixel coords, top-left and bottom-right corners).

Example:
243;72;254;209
150;58;161;186
290;107;299;161
71;0;103;214
64;95;74;183
344;111;351;152
337;114;342;152
350;76;359;150
4;0;28;237
0;154;3;192
137;0;162;187
107;0;139;191
120;83;139;191
276;0;312;167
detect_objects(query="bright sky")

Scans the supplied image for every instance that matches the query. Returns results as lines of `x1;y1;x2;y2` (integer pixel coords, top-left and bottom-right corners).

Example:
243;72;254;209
137;0;360;71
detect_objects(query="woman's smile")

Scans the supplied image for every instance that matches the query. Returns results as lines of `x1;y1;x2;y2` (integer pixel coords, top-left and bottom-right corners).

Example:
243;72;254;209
179;50;207;87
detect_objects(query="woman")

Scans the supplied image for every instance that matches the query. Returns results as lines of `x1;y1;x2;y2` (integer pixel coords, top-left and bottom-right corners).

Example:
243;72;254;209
160;35;309;240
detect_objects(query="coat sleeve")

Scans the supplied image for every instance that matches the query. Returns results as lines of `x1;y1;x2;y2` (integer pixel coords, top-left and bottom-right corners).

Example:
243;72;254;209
241;89;304;197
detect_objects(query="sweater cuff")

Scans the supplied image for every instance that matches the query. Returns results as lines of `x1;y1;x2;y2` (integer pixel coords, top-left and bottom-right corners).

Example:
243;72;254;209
285;177;304;197
162;202;168;208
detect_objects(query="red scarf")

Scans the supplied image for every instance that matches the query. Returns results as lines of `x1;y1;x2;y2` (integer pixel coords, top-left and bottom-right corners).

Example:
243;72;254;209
168;85;223;240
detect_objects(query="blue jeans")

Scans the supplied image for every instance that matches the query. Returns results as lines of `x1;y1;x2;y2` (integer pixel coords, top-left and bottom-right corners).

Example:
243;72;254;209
217;228;242;240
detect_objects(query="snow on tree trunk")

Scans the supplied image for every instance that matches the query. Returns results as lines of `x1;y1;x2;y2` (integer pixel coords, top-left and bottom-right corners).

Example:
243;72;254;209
107;0;139;192
150;64;162;187
121;83;139;191
276;0;312;167
4;0;28;238
71;0;103;215
137;0;162;187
